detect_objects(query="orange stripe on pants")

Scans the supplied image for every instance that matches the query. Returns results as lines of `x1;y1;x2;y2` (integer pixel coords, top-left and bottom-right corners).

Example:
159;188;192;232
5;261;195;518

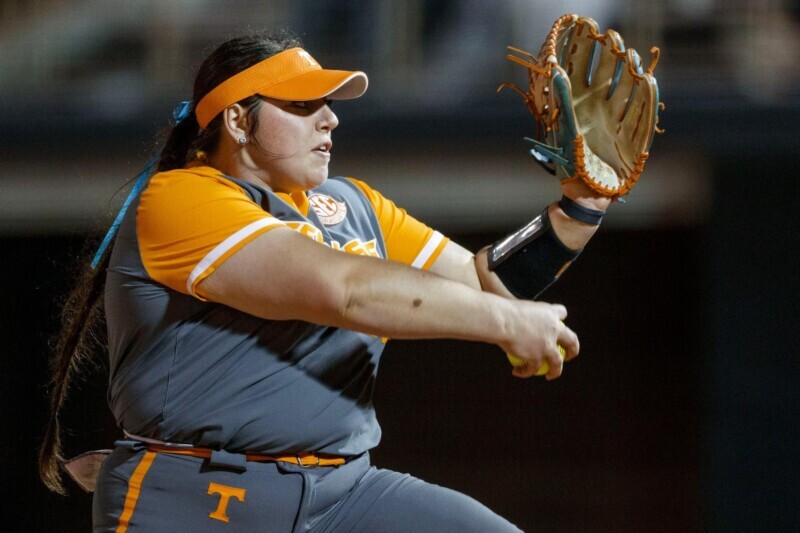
115;451;157;533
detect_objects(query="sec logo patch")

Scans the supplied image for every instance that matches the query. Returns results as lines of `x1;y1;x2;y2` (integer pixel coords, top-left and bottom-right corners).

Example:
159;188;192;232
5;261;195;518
309;193;347;225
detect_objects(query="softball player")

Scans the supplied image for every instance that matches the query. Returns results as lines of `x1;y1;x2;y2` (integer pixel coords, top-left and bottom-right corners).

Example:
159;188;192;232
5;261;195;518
40;32;610;532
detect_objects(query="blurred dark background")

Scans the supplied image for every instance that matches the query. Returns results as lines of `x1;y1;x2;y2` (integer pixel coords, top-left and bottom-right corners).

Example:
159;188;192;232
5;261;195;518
2;1;799;531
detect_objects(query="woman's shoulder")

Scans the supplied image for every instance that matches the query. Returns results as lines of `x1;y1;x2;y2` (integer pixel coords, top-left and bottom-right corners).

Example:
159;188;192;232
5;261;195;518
147;165;249;195
140;165;263;216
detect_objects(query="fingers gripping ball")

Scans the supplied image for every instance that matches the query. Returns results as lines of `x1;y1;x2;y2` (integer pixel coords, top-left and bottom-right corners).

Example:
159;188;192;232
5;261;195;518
498;14;664;199
506;345;566;376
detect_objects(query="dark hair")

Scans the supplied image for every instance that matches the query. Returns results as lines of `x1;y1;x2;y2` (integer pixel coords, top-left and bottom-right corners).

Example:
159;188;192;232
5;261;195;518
158;31;302;171
39;31;302;494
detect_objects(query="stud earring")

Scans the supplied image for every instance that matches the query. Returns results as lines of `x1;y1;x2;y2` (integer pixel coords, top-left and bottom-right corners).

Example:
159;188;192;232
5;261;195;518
237;137;247;145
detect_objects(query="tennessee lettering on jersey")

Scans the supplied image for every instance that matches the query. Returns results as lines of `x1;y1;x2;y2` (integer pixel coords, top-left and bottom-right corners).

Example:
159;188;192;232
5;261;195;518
285;221;380;258
337;239;378;257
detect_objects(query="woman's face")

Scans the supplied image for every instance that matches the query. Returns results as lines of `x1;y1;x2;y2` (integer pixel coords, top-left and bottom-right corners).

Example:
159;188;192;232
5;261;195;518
247;97;339;192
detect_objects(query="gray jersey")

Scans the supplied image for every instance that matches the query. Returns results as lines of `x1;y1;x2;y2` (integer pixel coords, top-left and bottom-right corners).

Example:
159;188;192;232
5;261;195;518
104;166;447;456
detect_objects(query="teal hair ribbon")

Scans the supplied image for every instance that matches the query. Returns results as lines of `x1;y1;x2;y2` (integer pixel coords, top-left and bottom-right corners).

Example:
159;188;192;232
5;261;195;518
90;100;192;269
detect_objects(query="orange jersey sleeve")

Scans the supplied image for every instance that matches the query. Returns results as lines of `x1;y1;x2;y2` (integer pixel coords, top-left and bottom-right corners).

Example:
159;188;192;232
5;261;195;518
346;178;449;269
137;167;287;299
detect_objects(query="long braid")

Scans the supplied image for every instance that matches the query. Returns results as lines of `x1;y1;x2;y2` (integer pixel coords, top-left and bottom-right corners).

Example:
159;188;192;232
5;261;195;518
39;251;110;494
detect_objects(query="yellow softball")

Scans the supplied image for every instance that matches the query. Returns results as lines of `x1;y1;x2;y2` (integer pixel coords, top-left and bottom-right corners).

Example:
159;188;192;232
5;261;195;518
507;344;566;375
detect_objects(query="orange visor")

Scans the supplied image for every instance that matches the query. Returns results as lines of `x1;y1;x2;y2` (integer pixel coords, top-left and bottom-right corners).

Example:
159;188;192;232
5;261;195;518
194;47;368;128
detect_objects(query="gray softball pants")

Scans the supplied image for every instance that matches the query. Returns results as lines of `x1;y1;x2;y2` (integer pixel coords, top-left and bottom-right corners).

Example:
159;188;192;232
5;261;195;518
93;440;522;532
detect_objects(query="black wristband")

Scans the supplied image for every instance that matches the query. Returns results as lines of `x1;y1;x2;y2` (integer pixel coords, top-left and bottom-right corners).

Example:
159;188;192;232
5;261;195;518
558;195;605;225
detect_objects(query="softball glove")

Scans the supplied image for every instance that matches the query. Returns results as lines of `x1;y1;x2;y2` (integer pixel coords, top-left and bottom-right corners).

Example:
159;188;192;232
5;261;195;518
500;14;664;198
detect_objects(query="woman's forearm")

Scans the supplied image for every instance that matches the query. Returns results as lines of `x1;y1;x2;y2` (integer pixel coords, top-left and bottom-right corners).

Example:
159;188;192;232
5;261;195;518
336;253;514;344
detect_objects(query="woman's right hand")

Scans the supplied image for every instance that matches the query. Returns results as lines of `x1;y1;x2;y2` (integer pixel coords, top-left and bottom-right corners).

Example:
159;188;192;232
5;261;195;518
498;301;579;380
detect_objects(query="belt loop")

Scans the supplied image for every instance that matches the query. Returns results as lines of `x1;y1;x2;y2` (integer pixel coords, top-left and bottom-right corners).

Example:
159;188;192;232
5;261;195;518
117;439;147;452
208;449;247;472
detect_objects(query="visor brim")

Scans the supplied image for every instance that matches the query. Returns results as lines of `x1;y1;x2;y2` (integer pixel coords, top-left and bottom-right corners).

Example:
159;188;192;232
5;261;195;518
257;70;368;102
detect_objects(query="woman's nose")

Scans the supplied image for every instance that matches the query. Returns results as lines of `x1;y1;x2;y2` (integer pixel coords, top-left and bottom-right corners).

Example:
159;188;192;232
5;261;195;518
317;104;339;131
